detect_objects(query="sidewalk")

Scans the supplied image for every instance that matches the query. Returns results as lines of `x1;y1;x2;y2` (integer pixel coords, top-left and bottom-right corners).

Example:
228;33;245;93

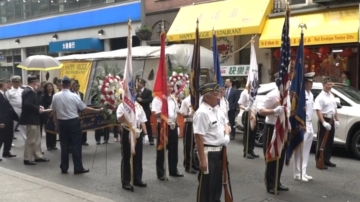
0;167;115;202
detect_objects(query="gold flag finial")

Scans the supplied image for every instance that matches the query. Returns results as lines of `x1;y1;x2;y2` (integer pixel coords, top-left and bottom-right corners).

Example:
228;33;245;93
298;23;307;34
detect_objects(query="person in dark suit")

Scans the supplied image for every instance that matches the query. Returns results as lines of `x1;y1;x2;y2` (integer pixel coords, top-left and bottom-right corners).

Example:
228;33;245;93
224;79;239;140
0;79;18;160
136;78;153;145
20;76;49;165
71;81;88;146
42;83;57;150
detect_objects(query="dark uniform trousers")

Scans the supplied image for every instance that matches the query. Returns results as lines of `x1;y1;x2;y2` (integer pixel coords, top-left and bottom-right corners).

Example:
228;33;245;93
183;121;199;170
144;109;154;143
156;123;179;177
82;132;87;144
95;127;110;142
121;127;143;184
0;119;14;155
262;123;286;191
197;149;222;202
58;118;85;172
315;117;335;162
242;112;256;154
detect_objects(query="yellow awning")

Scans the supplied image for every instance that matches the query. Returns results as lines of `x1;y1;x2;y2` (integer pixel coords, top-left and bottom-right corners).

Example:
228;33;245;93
167;0;272;41
259;8;359;48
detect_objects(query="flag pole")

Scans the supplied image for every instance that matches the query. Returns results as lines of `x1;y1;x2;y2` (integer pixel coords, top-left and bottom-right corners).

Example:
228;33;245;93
298;22;307;183
127;19;135;192
161;20;169;181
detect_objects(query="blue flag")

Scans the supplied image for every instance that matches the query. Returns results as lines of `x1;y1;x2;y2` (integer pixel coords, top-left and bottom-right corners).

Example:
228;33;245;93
212;33;223;87
285;32;306;165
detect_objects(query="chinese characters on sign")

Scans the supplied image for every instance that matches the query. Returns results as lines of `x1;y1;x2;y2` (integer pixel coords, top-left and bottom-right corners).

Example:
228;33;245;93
62;42;76;50
221;65;250;76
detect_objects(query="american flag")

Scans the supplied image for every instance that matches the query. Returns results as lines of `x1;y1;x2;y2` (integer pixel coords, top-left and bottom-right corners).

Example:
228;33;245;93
122;20;137;155
266;9;291;162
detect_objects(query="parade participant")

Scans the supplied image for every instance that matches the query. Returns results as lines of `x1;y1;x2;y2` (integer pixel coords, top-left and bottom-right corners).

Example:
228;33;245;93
293;72;315;181
20;76;49;165
51;76;100;174
193;82;230;202
259;73;289;195
136;78;153;145
6;76;26;142
42;83;57;150
117;90;148;191
224;79;239;140
179;94;198;174
0;79;19;160
314;77;339;169
71;80;89;146
152;82;183;180
238;85;259;159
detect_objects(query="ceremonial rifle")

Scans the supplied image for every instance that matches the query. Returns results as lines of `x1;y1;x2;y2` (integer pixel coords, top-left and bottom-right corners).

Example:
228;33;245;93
316;119;333;170
222;146;233;202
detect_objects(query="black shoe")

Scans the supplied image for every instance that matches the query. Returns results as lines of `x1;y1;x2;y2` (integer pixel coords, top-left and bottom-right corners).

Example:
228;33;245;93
250;151;259;158
192;167;199;171
52;147;58;150
13;136;17;139
24;160;37;165
82;143;89;146
0;158;2;161
15;129;19;132
149;141;154;146
41;151;44;154
122;184;134;191
35;158;50;162
170;172;184;177
158;176;168;181
74;169;89;174
244;154;254;159
230;136;235;140
278;185;289;191
61;170;68;174
103;141;108;144
185;169;197;174
3;153;16;158
267;189;279;195
47;147;53;151
134;181;147;187
325;162;336;167
96;142;101;145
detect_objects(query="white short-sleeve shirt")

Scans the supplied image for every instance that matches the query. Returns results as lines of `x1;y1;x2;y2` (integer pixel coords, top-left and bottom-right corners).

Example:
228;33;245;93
179;95;191;116
51;89;87;120
116;102;147;127
261;89;290;125
193;102;227;146
238;89;249;106
314;90;336;115
151;96;179;122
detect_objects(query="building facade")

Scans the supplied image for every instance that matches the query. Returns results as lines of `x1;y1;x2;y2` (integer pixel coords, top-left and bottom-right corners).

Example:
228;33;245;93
0;0;141;82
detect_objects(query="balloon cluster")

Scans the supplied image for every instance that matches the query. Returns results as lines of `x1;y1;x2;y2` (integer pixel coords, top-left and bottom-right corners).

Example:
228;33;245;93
98;74;122;114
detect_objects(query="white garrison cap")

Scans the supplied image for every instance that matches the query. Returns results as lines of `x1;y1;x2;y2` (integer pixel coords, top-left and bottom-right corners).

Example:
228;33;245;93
304;72;315;81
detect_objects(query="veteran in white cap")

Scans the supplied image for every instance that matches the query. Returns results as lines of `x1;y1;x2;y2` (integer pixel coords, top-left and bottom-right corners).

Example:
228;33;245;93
5;76;27;142
293;72;315;182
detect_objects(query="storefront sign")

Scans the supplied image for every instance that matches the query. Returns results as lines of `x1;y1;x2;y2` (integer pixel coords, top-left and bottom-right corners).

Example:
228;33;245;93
260;33;358;48
49;38;104;53
60;61;92;96
175;28;242;41
221;65;250;76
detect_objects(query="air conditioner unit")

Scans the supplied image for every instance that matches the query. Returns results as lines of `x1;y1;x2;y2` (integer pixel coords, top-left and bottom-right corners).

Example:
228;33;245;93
313;0;339;4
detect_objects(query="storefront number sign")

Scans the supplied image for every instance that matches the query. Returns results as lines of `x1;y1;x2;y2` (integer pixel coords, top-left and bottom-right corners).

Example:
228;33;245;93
221;65;250;76
62;42;76;50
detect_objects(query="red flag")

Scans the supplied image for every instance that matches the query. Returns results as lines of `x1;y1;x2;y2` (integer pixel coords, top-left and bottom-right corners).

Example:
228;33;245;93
153;28;168;150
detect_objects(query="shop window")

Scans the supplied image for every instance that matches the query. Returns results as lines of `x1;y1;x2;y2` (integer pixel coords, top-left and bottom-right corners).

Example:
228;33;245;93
14;0;24;20
91;0;106;6
50;0;59;13
290;0;306;5
239;48;250;64
79;0;90;8
5;0;15;22
64;0;79;11
271;46;358;88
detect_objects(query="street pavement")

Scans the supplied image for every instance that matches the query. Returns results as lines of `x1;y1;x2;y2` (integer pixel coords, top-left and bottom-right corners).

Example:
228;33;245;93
0;130;359;202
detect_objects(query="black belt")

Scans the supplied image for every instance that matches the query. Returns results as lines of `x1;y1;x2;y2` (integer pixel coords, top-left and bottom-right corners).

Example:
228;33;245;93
204;144;222;147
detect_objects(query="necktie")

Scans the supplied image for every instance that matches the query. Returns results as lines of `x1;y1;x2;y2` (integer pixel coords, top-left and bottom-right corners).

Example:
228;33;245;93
226;88;230;99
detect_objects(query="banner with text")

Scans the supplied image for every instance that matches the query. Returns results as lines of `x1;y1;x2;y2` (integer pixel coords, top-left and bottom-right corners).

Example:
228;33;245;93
60;61;92;96
45;107;116;134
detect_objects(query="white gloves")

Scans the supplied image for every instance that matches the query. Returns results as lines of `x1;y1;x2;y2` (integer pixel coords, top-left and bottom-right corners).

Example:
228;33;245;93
167;121;176;130
274;106;284;115
143;135;149;144
335;121;339;130
244;106;250;112
322;122;331;131
222;134;230;146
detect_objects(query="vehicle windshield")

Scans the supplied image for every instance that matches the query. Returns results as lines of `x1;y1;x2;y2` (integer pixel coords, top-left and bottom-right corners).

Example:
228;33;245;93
333;85;360;104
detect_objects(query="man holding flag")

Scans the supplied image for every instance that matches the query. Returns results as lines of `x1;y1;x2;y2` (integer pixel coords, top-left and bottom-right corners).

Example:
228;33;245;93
238;39;259;159
152;21;183;180
259;7;291;195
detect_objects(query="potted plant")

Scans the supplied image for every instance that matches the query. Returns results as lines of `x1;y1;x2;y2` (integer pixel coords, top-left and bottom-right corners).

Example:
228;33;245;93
135;25;152;41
